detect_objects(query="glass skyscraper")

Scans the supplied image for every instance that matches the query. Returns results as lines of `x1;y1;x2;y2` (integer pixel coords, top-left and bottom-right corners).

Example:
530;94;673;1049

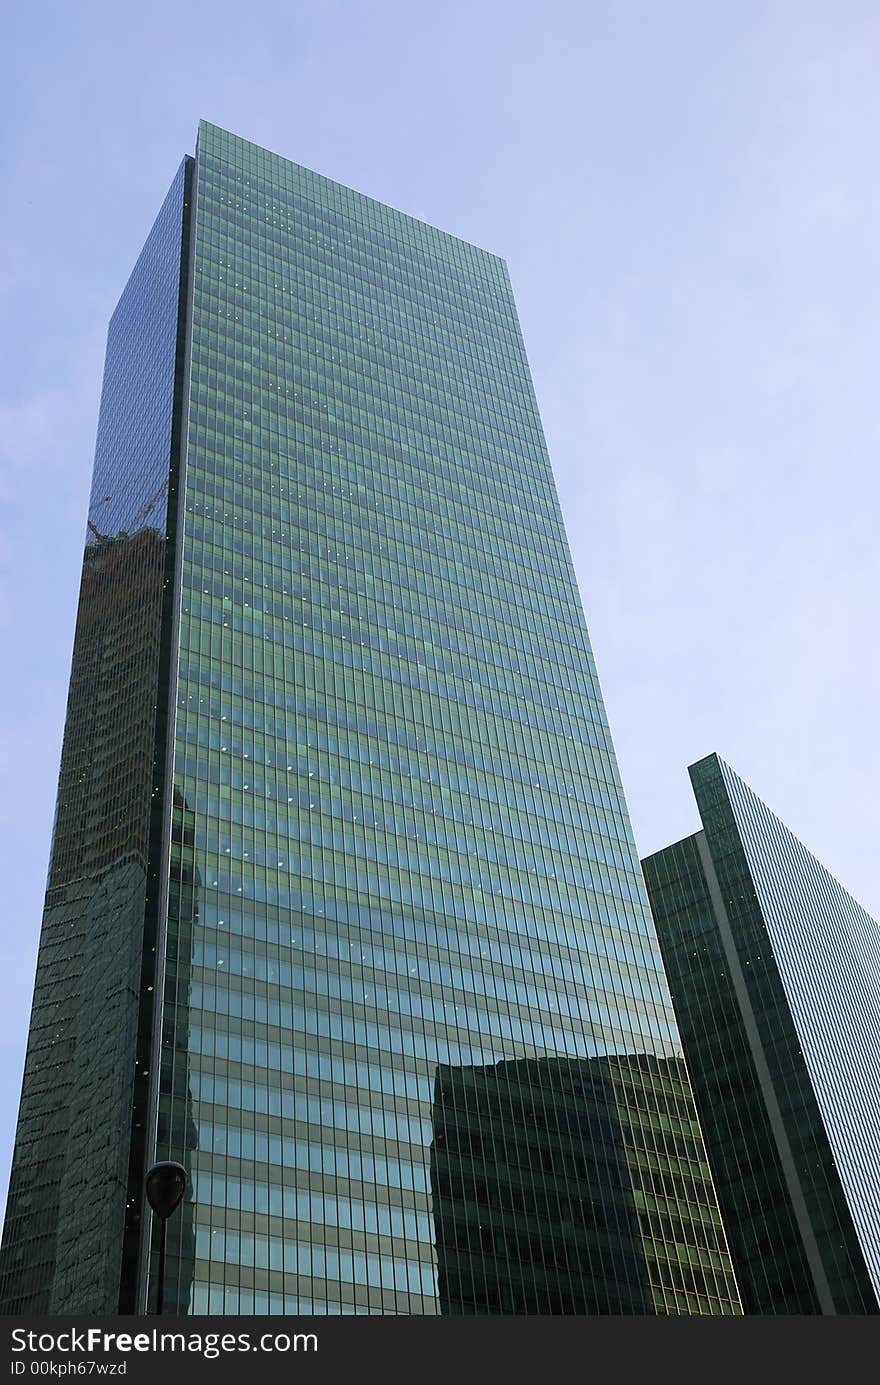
643;754;880;1314
0;122;740;1317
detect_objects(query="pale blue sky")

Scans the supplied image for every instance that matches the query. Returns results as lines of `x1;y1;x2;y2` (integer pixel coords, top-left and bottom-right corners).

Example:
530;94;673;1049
2;1;878;1218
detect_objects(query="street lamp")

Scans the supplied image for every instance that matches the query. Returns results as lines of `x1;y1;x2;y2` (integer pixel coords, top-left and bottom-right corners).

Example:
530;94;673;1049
145;1161;187;1315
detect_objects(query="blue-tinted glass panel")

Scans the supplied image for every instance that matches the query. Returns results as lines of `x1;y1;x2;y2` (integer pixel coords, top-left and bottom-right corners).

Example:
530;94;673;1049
0;158;191;1315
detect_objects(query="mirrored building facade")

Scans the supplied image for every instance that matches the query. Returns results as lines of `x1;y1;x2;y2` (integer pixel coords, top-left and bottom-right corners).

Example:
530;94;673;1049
0;159;193;1314
643;754;880;1314
1;124;740;1316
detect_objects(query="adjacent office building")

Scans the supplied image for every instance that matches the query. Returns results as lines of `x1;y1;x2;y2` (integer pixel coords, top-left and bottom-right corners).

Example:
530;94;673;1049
0;123;741;1316
643;754;880;1314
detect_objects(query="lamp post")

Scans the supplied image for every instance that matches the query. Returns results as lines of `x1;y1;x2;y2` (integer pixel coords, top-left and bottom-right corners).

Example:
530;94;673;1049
144;1161;187;1315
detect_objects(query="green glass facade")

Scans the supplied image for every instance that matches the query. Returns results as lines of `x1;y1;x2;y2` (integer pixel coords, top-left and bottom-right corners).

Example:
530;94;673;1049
643;754;880;1314
2;123;740;1316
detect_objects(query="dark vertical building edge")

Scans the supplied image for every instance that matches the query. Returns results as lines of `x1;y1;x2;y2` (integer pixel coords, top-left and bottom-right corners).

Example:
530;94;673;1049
642;753;879;1314
0;156;193;1316
119;154;195;1314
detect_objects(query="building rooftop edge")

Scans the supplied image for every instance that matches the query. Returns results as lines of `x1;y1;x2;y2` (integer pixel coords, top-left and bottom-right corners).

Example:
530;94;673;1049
196;118;510;269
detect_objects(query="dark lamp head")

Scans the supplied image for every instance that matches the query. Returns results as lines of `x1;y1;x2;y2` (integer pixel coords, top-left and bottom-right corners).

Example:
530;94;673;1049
145;1162;187;1220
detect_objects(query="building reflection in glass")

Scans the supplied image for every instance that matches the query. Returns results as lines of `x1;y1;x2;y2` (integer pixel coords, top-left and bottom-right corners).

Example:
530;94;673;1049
151;788;199;1314
430;1053;737;1314
1;131;743;1318
1;524;166;1313
0;158;191;1315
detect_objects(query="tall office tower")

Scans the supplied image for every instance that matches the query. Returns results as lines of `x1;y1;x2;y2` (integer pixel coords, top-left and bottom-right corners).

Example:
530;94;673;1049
0;122;741;1317
643;754;880;1314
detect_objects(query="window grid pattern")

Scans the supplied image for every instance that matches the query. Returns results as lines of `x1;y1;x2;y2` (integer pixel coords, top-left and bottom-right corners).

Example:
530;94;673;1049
154;122;740;1315
643;753;879;1314
709;756;880;1305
